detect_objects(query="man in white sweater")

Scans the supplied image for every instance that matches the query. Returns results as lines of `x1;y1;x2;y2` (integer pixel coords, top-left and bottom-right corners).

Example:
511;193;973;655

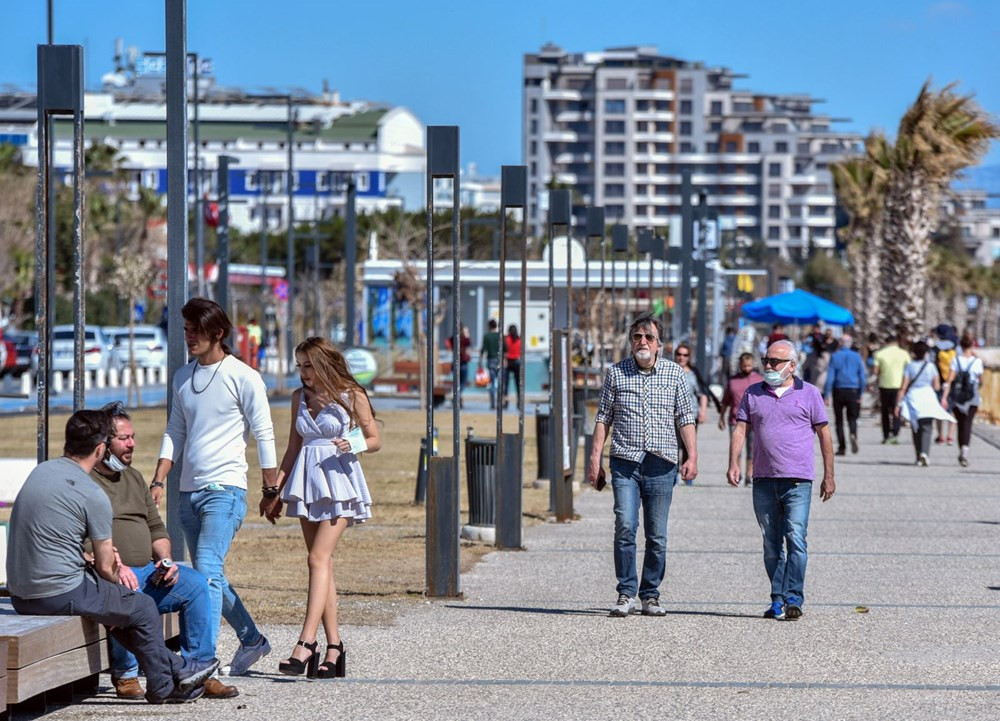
151;298;277;677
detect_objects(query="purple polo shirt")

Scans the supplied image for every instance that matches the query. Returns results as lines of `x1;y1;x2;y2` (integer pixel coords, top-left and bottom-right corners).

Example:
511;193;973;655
736;377;828;480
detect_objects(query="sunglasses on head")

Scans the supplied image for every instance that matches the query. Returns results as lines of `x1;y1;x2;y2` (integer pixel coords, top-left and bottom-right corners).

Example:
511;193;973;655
761;356;791;367
631;332;658;343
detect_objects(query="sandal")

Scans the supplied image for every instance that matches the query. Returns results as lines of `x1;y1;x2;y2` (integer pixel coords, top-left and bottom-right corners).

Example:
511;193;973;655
315;640;346;679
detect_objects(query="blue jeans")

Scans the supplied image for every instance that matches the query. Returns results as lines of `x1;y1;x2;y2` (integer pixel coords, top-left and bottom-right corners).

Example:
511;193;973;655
179;486;261;650
752;478;812;603
610;454;677;600
110;563;215;680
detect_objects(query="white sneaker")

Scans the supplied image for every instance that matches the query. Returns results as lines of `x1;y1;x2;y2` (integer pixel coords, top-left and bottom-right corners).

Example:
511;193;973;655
641;597;667;616
609;594;637;617
918;453;929;467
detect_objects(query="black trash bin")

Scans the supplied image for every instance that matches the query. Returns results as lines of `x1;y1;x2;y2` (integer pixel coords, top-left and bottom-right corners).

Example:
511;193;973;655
465;433;497;527
535;408;552;481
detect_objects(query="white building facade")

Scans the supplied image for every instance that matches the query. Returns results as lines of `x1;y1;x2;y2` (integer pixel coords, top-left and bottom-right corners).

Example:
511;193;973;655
522;44;863;254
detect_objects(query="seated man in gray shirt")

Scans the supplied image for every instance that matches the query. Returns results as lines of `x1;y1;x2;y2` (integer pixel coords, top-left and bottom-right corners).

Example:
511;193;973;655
6;410;218;704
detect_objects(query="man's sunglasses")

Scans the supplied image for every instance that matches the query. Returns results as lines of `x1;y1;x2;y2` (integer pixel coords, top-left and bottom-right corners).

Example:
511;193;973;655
761;356;792;367
674;352;689;357
631;333;658;343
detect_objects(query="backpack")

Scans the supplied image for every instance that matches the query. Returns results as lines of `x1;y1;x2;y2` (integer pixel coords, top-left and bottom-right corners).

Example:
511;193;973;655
936;348;956;380
949;359;975;405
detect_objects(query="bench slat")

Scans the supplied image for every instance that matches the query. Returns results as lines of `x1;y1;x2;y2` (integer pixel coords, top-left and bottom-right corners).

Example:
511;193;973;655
0;601;104;670
7;639;106;704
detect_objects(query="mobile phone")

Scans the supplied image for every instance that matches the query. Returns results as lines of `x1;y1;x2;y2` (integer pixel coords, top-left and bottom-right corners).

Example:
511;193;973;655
595;467;607;491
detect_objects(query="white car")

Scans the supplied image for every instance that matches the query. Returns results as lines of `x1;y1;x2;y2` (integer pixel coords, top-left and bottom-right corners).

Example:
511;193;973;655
105;325;168;370
51;325;115;373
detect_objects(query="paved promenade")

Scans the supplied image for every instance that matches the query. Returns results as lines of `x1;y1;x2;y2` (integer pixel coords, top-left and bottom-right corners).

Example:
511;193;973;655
22;412;1000;720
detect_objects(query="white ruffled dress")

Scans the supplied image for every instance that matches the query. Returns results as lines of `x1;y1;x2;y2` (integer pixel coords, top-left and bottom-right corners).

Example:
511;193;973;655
281;393;372;524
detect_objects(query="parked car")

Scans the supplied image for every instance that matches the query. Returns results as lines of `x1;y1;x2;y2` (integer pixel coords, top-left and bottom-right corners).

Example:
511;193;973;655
105;325;168;370
51;325;115;373
3;330;38;377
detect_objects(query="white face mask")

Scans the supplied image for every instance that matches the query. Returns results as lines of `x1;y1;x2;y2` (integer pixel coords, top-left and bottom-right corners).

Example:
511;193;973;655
104;451;128;473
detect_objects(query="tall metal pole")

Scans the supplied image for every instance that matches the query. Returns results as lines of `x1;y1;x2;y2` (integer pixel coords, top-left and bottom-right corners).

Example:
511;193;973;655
599;215;607;381
259;171;268;325
285;95;295;369
344;177;357;347
679;169;694;340
165;0;189;560
193;53;204;297
216;155;235;313
71;101;85;412
695;198;711;379
312;220;320;335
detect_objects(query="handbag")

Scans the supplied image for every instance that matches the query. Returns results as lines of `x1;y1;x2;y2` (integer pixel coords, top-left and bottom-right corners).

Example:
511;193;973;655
474;366;491;388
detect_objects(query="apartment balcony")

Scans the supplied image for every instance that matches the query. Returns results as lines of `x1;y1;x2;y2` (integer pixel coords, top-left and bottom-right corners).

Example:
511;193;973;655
806;215;835;227
543;130;580;143
633;110;675;122
553;151;593;164
634;132;674;143
805;194;836;205
554;110;594;123
712;195;758;207
690;173;760;185
544;88;584;101
553;172;578;185
733;216;758;227
633;88;675;100
788;173;818;184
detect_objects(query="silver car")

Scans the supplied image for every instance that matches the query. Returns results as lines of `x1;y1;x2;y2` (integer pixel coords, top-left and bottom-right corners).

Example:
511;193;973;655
51;325;115;373
105;325;168;369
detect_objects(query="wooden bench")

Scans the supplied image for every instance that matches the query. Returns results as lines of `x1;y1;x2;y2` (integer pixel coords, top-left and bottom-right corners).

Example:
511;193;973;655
372;360;453;406
0;599;179;715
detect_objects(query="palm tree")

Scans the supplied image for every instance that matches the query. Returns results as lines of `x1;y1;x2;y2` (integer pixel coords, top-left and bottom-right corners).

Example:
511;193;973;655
831;134;889;340
882;81;1000;340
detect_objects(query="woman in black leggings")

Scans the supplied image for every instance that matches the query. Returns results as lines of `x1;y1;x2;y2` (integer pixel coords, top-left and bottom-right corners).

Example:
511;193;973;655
942;333;984;468
502;325;522;410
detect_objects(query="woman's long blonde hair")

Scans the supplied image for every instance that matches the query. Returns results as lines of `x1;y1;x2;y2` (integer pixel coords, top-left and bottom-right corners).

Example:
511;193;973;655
295;337;374;428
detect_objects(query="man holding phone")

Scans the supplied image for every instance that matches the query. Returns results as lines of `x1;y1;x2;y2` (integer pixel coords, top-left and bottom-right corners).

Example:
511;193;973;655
89;403;237;700
587;314;698;618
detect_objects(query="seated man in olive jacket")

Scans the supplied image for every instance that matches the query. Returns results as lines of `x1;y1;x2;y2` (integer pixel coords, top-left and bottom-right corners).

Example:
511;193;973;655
89;402;238;700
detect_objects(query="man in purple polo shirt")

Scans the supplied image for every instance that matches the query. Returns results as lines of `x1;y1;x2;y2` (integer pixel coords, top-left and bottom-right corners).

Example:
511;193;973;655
727;339;835;621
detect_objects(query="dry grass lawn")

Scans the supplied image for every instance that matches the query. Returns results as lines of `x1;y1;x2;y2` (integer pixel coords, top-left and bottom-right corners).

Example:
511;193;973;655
0;402;558;627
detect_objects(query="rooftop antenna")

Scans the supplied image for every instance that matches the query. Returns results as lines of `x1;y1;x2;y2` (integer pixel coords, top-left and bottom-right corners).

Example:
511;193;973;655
114;38;124;72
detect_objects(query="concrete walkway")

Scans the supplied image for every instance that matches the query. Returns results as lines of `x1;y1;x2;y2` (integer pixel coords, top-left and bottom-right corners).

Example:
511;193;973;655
22;409;1000;720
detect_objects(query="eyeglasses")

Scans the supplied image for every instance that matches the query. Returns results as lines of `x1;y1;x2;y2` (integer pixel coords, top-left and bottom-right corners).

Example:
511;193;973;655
674;352;689;357
761;356;792;368
631;332;658;343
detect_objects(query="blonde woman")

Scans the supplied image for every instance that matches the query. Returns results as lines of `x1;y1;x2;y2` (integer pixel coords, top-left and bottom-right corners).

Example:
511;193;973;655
260;337;380;678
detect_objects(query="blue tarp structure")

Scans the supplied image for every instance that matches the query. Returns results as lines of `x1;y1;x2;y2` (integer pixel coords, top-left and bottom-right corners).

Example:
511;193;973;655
741;289;855;326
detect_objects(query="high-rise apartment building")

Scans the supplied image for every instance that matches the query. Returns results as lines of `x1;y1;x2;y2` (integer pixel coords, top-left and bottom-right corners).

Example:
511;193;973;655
523;44;863;254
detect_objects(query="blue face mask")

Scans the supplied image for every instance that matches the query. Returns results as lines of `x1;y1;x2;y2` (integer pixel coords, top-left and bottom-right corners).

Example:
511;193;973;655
763;367;790;387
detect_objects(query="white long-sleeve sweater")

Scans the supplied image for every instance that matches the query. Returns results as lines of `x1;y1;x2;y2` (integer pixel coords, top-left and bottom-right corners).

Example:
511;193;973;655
158;355;277;491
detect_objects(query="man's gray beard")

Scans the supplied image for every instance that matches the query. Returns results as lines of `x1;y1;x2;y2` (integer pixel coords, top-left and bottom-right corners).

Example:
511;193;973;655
634;350;652;362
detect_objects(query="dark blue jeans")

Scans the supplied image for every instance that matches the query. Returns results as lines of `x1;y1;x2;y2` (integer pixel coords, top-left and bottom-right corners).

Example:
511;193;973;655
610;454;677;600
110;563;215;680
752;478;812;604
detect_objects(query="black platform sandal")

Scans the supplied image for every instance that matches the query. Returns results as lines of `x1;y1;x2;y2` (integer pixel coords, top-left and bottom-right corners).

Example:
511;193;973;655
278;639;319;677
315;641;346;679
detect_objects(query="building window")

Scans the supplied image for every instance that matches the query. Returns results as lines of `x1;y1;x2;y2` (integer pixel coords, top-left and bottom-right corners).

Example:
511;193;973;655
635;205;648;216
797;142;810;154
680;142;694;153
604;120;626;134
748;141;760;153
725;141;738;153
530;140;538;155
636;99;650;111
809;206;827;217
655;206;670;217
993;227;1000;238
768;185;781;198
679;99;693;115
604;184;625;197
679;77;693;93
654;143;670;153
604;163;625;177
530;119;538;134
705;142;718;153
606;204;625;218
605;77;628;90
604;141;625;155
604;99;626;114
655;185;669;196
636;163;648;174
530;98;538;113
655;122;670;133
768;205;781;219
636;184;648;194
679;121;692;136
709;121;722;132
788;206;802;218
655;101;670;111
768;226;781;240
710;100;723;115
768;162;782;178
775;141;788;153
655;164;669;174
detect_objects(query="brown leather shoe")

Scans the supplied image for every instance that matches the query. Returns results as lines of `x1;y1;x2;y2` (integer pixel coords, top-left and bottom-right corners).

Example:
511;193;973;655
113;677;145;699
203;677;239;699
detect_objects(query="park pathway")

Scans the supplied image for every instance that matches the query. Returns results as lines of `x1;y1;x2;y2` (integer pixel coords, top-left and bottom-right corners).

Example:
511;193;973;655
24;411;1000;720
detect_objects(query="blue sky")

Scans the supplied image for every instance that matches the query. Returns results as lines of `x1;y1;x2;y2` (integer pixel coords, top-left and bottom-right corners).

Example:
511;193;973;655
3;0;998;175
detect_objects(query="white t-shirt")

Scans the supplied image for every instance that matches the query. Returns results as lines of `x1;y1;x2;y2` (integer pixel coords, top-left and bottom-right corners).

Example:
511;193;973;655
949;354;984;409
159;355;277;491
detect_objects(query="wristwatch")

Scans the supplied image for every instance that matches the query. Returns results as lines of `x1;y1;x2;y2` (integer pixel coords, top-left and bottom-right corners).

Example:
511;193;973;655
262;486;280;499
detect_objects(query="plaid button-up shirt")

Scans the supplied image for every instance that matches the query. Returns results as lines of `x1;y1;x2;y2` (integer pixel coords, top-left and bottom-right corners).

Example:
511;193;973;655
594;356;695;464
